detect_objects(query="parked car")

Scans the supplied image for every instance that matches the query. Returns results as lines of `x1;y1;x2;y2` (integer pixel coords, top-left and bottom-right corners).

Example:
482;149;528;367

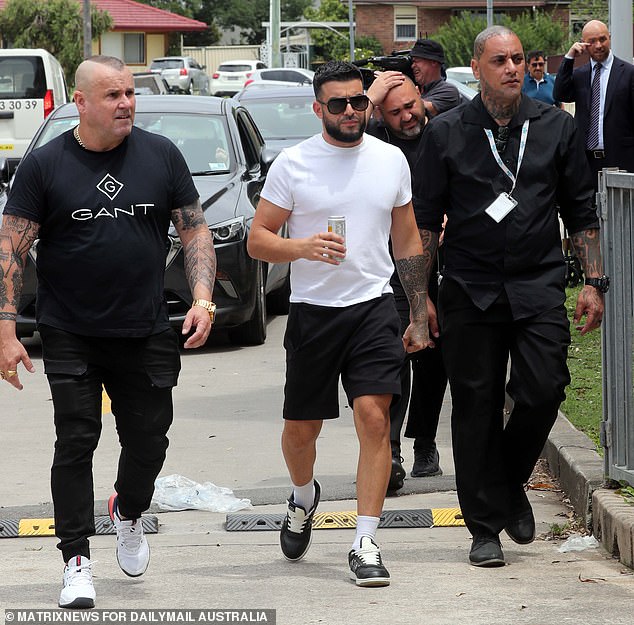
133;72;173;95
234;85;322;153
0;48;68;177
150;57;209;95
445;77;478;103
243;67;314;88
445;66;479;91
5;95;289;346
209;60;266;96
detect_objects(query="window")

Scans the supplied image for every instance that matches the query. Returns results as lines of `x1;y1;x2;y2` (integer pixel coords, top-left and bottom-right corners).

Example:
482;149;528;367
124;33;145;64
395;6;417;41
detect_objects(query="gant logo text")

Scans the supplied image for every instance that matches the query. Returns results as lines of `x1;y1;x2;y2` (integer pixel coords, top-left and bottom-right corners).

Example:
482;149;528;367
97;173;124;200
71;204;155;220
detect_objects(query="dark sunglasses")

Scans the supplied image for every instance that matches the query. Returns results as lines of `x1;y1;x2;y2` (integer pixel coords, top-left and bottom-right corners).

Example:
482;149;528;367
317;94;370;115
530;62;545;67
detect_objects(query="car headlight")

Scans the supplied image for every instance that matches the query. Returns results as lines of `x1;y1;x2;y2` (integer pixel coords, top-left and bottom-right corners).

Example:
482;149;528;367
210;217;246;244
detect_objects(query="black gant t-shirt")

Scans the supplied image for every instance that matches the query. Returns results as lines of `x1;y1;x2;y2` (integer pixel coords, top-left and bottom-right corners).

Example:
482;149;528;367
3;127;199;337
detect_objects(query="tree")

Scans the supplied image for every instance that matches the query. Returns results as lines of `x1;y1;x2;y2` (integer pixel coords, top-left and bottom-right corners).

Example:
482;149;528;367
433;11;568;67
134;0;221;47
0;0;112;88
206;0;312;45
303;0;382;62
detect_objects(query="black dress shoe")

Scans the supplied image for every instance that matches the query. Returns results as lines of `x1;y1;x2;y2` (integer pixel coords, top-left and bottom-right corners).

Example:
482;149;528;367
505;488;535;544
469;534;505;567
388;454;406;492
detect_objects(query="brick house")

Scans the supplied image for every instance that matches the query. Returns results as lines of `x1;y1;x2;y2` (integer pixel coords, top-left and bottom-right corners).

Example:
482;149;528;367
0;0;207;71
353;0;571;56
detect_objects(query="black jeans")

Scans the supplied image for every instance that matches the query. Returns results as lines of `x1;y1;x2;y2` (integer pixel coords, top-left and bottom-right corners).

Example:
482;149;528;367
438;279;570;537
39;325;181;562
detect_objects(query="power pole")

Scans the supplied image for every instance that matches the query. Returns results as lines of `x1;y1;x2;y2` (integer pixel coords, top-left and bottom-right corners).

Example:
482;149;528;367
487;0;493;28
83;0;92;59
609;0;633;62
270;0;281;67
348;0;354;61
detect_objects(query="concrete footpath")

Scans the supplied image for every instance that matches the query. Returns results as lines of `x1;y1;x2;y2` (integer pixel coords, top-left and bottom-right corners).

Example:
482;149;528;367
0;316;633;624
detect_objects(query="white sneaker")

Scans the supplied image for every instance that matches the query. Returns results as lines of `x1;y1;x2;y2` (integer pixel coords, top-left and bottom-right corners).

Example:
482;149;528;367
59;555;96;609
108;494;150;577
348;536;391;587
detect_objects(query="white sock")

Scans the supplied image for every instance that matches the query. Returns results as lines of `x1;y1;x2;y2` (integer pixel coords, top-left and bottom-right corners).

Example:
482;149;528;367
352;515;380;551
292;480;315;512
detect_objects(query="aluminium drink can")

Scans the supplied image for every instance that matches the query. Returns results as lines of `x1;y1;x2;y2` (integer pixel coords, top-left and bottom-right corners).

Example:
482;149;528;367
328;216;346;262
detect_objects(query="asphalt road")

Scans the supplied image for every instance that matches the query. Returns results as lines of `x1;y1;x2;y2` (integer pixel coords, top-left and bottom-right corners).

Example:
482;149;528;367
1;315;634;622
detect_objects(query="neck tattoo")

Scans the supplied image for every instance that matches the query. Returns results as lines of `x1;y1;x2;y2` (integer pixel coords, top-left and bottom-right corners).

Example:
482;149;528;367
73;125;87;149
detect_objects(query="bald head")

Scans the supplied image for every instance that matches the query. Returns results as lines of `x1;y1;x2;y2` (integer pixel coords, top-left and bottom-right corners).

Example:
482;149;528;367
581;20;611;63
75;56;128;92
379;75;425;140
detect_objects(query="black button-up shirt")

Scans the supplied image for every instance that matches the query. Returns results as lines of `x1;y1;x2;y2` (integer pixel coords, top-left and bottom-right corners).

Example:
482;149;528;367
413;94;598;319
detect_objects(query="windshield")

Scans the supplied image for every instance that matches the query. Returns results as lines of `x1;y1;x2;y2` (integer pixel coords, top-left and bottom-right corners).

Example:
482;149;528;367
34;112;233;174
219;64;252;73
0;56;46;99
241;97;321;140
151;59;184;71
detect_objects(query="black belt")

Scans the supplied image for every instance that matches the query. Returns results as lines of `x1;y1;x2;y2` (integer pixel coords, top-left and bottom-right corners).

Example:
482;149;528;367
587;150;605;159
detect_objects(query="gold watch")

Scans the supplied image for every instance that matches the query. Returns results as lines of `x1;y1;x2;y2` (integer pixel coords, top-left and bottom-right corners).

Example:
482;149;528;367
192;299;216;323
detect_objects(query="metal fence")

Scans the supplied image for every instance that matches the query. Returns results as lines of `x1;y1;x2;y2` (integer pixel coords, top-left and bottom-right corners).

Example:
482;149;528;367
599;169;634;487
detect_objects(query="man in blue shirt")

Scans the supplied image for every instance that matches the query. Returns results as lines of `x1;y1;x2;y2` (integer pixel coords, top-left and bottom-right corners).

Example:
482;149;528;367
522;50;562;108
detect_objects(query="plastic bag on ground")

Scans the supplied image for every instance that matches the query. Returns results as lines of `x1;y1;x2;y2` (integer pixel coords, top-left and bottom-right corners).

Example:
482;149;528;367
558;534;600;552
152;474;251;513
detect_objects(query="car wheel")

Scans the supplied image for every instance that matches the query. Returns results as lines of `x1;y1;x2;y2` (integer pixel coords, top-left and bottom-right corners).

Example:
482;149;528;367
228;262;267;345
186;81;193;95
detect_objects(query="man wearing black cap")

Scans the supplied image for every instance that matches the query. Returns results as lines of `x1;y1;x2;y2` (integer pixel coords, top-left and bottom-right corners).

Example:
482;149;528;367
410;38;460;118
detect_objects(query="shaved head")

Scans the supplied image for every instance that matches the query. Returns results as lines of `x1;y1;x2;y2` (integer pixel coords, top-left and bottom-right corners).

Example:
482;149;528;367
75;55;127;91
581;20;608;40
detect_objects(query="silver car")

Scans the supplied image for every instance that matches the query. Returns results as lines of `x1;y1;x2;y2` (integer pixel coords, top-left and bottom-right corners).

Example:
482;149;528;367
150;56;209;95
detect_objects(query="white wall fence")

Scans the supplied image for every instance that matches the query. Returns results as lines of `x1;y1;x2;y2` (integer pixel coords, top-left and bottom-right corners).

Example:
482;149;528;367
599;168;634;488
183;45;262;73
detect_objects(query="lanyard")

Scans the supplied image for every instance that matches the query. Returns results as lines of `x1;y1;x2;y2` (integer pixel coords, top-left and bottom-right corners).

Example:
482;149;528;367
484;119;530;196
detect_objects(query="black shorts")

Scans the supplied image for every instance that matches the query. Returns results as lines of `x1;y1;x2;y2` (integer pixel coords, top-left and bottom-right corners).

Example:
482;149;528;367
283;294;404;420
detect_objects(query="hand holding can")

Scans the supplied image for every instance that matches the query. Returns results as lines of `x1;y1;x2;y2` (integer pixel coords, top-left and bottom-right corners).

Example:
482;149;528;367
328;216;346;262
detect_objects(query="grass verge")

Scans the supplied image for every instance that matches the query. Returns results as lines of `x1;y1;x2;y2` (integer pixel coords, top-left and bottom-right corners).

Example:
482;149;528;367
561;285;603;451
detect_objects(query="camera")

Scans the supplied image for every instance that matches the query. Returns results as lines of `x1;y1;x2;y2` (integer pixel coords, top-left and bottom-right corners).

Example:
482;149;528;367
353;53;415;90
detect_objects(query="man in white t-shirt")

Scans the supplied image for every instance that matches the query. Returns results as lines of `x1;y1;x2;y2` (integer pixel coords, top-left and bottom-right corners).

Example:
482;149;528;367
248;60;430;587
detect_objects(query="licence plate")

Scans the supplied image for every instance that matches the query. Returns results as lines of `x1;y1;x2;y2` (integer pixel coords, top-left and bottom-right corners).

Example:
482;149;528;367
227;75;240;80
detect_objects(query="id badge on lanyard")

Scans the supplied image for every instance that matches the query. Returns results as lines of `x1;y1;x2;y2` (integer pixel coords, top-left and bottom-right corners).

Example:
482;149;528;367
483;120;529;223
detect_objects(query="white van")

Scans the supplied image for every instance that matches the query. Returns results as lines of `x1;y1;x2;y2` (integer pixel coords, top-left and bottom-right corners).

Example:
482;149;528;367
0;49;68;166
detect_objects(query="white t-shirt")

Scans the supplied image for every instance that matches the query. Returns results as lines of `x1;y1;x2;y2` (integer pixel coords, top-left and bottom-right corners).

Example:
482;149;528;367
260;133;411;307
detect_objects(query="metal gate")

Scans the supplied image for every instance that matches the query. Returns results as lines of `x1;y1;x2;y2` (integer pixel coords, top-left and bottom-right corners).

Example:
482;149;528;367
598;169;634;487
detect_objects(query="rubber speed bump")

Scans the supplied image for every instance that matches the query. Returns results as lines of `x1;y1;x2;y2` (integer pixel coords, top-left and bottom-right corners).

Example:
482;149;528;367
0;515;159;539
226;508;464;531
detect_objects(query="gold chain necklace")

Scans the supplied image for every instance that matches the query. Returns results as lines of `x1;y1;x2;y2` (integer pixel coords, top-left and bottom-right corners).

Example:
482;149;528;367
73;125;87;149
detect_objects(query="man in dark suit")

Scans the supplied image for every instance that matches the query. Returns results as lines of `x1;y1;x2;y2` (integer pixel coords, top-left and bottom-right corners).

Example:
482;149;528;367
554;19;634;190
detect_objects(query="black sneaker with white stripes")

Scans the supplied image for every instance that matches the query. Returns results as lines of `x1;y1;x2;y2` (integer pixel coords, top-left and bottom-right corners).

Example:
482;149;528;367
348;536;391;587
280;479;321;561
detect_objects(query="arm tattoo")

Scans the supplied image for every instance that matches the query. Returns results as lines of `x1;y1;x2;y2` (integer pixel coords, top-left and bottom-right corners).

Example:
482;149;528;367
419;229;439;282
172;201;216;296
570;228;602;277
395;229;440;321
171;201;207;231
395;254;428;321
0;216;39;311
